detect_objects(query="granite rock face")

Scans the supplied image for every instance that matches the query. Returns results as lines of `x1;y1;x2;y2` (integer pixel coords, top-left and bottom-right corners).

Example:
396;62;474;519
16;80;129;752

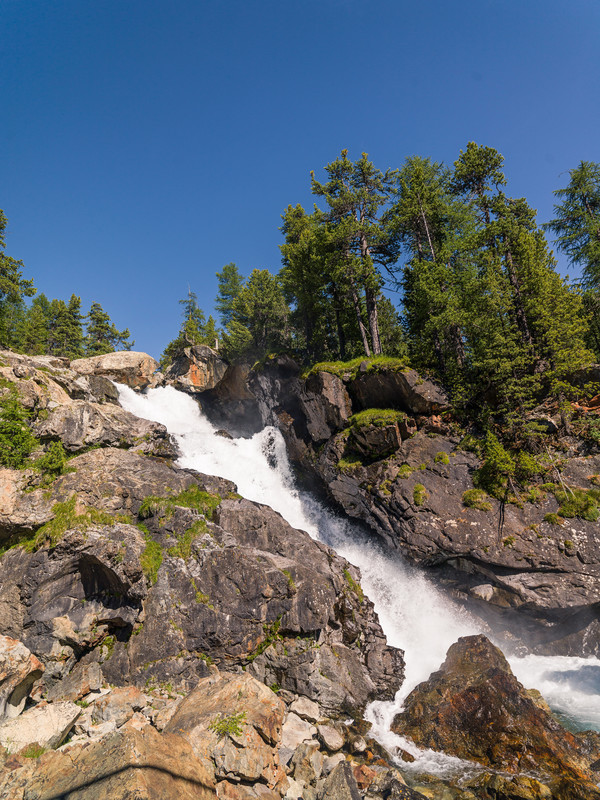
246;360;600;657
164;345;229;394
70;351;160;390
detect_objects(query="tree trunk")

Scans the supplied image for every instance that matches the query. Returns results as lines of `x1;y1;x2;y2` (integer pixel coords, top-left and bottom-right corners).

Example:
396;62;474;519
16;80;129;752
505;250;534;347
359;231;381;355
349;279;371;356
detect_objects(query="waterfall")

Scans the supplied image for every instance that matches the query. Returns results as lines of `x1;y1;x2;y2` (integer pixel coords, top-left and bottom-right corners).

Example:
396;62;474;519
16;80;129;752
118;384;600;753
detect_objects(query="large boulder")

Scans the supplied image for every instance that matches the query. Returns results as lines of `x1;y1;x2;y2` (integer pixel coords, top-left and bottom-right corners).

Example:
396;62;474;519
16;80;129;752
0;636;43;720
164;345;228;394
392;635;600;794
165;671;287;793
0;726;216;799
0;700;81;752
35;400;176;457
70;351;159;390
347;366;449;416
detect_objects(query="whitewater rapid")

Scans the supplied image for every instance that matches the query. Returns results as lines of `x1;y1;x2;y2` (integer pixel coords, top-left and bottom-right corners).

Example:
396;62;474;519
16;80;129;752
118;384;600;758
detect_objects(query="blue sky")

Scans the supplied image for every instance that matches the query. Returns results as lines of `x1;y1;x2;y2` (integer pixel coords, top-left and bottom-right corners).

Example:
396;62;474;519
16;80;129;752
2;0;599;358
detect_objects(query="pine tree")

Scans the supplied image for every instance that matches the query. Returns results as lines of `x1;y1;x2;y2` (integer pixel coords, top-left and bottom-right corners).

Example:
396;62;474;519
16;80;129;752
222;269;289;361
386;155;475;395
311;150;395;355
545;161;600;287
85;302;133;356
215;264;244;327
0;210;35;348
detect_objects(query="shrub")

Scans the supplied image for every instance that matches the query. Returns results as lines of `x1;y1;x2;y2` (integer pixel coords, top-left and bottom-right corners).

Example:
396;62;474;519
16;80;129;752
462;489;492;511
396;464;414;479
434;451;449;465
413;484;428;506
0;389;38;469
208;711;246;739
544;513;563;525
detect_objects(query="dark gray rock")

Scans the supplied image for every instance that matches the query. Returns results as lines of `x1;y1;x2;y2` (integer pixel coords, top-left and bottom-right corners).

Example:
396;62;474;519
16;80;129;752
347;367;449;416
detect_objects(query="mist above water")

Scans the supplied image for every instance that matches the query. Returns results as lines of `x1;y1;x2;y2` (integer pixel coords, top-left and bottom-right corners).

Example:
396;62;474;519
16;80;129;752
118;384;600;757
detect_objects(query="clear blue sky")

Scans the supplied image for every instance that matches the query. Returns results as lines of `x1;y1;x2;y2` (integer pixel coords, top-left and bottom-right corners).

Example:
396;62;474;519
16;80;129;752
2;0;599;358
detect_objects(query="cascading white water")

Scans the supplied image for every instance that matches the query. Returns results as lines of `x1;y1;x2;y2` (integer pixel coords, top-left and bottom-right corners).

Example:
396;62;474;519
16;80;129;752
118;384;600;760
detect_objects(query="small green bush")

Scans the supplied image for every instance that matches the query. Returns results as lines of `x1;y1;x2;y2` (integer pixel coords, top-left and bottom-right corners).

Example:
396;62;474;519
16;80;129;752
27;495;116;552
0;389;38;469
139;486;221;522
343;568;364;603
208;711;246;739
462;489;492;511
20;743;46;758
141;536;163;584
413;484;428;506
544;513;563;525
396;463;414;479
434;451;449;465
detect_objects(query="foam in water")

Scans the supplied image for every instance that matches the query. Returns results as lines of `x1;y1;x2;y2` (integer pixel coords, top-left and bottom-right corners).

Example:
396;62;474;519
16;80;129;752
118;383;600;766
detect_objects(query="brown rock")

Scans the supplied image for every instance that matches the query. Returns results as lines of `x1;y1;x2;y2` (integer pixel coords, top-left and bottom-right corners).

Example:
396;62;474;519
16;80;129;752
0;726;216;799
392;635;600;790
0;636;44;719
92;686;146;727
166;671;286;790
164;345;228;394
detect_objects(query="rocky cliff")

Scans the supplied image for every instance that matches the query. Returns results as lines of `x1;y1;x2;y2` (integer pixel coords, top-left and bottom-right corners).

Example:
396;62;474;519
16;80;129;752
219;354;600;660
0;347;599;800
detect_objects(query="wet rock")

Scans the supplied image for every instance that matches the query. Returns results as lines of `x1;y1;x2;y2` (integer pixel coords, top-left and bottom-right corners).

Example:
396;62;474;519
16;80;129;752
70;351;160;390
164;345;228;394
0;636;44;720
0;700;80;751
392;635;600;790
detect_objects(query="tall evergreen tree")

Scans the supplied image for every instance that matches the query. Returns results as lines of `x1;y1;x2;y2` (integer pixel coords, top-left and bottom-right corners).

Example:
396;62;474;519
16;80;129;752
222;269;289;361
545;161;600;287
85;302;133;356
0;210;35;348
311;150;395;355
215;264;244;327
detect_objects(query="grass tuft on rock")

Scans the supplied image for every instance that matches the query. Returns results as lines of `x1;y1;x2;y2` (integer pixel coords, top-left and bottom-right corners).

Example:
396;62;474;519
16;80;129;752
413;484;428;506
462;489;492;511
27;495;116;552
349;408;407;429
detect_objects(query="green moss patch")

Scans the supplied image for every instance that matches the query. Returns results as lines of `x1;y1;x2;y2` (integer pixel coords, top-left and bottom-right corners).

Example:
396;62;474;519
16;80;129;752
303;355;408;381
138;485;221;521
26;495;116;552
413;484;428;506
462;489;492;511
349;408;407;429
